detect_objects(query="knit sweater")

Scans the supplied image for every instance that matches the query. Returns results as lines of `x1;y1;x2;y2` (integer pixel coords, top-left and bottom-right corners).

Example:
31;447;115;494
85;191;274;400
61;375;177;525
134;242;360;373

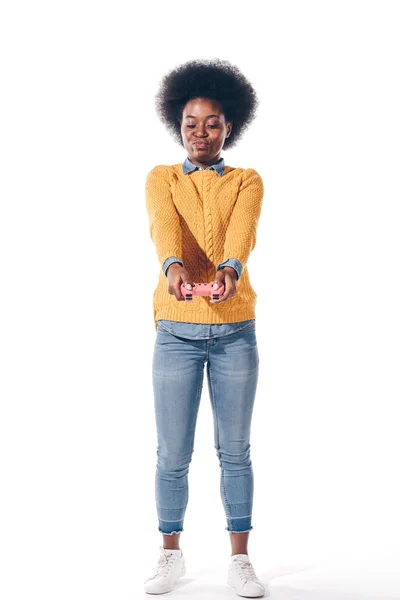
161;156;243;282
145;160;264;329
157;156;252;340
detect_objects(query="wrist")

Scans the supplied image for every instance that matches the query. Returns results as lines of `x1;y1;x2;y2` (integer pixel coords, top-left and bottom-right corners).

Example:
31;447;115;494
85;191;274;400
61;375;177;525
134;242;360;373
166;262;182;276
222;266;238;280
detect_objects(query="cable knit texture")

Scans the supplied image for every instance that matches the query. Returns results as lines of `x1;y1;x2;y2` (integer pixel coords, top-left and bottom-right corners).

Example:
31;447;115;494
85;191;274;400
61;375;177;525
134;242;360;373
145;163;264;328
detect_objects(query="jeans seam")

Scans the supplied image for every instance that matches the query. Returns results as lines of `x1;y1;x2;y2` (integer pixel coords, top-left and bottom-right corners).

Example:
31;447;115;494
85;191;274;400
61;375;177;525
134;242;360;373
189;362;204;454
172;363;203;533
208;360;232;527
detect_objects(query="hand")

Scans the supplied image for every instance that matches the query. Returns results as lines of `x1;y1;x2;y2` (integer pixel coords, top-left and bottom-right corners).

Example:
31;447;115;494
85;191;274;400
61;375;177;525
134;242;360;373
166;263;195;301
210;267;238;304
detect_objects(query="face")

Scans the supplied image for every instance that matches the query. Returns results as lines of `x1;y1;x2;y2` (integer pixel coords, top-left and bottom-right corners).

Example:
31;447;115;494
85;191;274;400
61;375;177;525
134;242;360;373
180;97;232;167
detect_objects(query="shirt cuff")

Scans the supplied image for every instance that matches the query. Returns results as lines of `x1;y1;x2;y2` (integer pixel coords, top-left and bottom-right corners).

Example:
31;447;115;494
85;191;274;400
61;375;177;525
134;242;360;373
216;258;242;280
163;256;184;277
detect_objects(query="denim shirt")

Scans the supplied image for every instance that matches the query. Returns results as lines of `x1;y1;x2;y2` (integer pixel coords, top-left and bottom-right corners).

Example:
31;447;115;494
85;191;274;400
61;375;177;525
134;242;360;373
156;155;254;340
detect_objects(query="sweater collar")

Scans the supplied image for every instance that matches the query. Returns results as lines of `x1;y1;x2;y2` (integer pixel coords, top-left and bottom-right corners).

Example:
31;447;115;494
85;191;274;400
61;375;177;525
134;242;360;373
182;155;225;177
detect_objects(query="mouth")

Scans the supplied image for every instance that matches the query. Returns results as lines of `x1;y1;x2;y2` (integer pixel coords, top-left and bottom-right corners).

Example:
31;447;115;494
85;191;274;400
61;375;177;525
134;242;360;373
193;142;209;149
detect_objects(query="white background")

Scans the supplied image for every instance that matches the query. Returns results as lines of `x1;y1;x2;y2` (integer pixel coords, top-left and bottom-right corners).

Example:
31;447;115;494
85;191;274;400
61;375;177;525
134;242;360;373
1;1;399;599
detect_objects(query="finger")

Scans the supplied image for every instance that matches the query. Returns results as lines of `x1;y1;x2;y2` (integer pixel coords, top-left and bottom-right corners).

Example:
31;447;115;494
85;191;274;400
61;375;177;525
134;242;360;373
174;283;185;300
213;277;224;287
179;278;194;301
211;273;226;297
210;281;232;303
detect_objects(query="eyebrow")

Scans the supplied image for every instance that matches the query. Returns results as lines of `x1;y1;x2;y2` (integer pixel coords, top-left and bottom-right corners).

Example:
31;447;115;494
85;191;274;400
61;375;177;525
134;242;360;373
184;114;221;119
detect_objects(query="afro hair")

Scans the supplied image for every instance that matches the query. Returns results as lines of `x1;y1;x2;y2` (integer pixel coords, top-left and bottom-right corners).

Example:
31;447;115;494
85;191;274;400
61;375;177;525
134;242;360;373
154;58;259;150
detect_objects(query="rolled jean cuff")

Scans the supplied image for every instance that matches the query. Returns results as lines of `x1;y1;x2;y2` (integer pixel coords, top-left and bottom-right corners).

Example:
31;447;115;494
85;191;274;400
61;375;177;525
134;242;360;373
158;519;184;535
225;515;253;533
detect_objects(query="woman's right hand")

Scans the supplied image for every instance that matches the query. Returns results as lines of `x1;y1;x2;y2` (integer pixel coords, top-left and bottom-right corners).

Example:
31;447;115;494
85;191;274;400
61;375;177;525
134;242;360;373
166;263;195;301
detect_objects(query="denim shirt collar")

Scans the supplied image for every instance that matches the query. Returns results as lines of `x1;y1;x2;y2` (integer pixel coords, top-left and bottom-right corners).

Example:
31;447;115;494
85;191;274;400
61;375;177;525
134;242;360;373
182;155;225;177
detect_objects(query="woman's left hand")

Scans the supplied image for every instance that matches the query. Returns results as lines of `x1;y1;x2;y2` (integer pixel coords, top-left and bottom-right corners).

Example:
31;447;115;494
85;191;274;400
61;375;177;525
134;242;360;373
209;267;238;304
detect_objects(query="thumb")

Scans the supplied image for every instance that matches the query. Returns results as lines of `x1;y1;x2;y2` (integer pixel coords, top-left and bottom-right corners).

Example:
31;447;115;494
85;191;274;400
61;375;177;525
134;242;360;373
182;277;192;289
213;270;225;288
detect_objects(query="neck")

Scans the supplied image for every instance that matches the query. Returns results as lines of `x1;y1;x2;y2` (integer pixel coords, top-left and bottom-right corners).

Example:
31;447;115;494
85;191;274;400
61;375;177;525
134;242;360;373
188;153;221;168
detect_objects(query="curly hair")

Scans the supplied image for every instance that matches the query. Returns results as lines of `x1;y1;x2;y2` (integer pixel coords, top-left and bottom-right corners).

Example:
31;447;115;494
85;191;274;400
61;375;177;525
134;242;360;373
154;58;259;150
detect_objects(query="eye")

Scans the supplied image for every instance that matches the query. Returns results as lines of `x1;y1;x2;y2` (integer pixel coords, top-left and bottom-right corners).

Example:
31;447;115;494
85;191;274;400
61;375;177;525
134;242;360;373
186;124;219;128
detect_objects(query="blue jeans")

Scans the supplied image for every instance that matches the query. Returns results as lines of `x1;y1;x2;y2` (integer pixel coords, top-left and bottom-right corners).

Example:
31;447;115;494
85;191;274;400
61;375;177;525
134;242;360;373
152;320;259;534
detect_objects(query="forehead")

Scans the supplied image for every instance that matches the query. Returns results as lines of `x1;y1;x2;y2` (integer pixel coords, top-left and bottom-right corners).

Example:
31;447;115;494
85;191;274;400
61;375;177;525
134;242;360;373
183;97;224;116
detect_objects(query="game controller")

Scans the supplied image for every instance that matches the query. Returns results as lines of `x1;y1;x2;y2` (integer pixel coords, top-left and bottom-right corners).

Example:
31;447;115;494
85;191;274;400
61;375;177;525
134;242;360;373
180;282;225;301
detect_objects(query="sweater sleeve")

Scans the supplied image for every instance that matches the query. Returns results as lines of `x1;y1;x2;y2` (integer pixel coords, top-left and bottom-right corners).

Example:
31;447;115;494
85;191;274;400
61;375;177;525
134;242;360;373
145;165;183;268
221;168;264;271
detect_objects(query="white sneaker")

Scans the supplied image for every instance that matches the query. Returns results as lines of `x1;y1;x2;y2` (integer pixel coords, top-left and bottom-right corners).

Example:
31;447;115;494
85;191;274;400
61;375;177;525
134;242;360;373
227;553;268;597
144;545;186;594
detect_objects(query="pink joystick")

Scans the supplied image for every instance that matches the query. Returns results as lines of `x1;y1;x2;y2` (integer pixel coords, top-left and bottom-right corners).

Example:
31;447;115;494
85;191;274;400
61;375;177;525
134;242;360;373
180;282;225;301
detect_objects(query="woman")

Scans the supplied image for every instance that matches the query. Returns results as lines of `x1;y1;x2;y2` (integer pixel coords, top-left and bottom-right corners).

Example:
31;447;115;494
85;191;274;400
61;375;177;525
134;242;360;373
144;58;267;598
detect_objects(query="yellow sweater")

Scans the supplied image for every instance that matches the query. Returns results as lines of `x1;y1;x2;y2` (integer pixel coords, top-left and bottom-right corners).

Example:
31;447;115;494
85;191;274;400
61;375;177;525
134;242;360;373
145;163;264;328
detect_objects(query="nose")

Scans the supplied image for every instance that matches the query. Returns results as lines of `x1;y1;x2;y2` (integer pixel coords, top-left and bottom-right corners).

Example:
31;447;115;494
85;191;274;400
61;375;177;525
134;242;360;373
194;126;207;137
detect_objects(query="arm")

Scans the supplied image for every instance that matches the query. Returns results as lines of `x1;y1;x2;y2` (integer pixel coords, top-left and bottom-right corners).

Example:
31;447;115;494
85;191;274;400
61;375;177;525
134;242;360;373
220;168;264;271
145;165;183;268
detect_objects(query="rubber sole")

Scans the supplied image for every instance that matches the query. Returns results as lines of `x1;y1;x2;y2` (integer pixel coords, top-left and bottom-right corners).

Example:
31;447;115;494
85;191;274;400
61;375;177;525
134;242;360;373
144;561;186;595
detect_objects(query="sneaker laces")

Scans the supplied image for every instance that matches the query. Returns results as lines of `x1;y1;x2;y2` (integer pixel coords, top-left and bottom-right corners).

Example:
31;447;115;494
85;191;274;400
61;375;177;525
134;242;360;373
150;546;177;579
233;556;258;583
